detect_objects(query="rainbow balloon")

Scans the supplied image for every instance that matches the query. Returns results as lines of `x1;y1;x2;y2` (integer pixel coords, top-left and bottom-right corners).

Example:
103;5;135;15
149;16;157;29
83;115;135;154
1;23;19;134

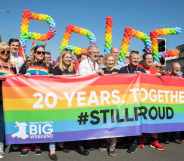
150;27;182;61
20;9;56;52
164;49;179;57
104;16;112;54
119;27;151;61
60;24;96;55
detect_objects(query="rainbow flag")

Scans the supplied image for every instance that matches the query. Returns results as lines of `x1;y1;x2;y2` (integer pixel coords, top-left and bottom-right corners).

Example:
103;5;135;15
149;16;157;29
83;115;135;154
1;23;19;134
2;74;184;144
26;66;49;75
0;69;14;76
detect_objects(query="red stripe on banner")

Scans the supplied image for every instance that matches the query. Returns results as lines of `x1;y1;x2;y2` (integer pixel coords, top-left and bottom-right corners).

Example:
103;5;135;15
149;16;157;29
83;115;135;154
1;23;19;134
2;74;184;88
3;74;139;87
140;74;184;86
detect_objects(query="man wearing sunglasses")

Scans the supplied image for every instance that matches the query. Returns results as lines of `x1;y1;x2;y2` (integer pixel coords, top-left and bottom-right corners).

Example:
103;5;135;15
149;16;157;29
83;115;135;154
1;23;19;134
8;38;24;73
78;45;100;76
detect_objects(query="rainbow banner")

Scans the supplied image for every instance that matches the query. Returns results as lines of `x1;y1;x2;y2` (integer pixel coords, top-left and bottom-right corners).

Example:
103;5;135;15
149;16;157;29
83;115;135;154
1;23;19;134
2;74;184;144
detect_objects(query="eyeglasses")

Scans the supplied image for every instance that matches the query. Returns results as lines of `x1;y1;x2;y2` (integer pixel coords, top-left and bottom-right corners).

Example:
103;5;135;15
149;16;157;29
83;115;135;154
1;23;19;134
36;51;45;55
0;50;10;56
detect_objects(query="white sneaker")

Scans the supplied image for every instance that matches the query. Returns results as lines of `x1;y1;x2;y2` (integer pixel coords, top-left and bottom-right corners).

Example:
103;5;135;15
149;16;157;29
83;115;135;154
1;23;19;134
0;153;4;159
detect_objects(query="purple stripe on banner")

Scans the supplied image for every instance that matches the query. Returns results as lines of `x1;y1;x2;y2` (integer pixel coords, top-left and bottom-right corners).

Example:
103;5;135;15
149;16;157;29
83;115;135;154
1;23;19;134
6;126;141;144
141;123;184;133
6;123;184;144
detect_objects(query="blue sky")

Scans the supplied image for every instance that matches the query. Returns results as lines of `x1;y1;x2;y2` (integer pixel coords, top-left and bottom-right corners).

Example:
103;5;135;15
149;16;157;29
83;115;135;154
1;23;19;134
0;0;184;58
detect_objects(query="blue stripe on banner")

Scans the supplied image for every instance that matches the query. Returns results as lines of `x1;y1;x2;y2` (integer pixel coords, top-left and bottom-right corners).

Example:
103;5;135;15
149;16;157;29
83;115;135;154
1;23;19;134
5;119;141;135
6;123;184;144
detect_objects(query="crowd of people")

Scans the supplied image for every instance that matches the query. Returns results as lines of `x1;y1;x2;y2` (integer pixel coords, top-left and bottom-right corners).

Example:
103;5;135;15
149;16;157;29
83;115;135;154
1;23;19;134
0;38;183;160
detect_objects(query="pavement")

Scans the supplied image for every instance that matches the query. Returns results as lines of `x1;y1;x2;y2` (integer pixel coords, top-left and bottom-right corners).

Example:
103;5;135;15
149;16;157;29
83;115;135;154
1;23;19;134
1;142;184;161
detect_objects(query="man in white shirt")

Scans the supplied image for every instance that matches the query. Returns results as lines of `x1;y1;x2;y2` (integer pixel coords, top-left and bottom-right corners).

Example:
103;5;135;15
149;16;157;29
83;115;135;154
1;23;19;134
78;45;100;76
77;45;101;155
8;38;25;73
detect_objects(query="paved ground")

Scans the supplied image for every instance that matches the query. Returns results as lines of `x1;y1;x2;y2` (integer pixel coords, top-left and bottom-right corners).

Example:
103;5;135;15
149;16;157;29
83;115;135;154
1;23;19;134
1;142;184;161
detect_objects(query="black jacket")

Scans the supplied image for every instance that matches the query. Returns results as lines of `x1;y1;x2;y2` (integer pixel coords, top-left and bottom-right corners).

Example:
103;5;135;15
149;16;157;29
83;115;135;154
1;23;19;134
102;67;119;74
119;65;146;74
51;66;75;75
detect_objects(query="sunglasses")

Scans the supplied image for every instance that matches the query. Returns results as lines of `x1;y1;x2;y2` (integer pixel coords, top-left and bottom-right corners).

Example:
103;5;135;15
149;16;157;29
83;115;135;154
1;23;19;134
36;51;45;55
64;56;72;59
0;50;10;56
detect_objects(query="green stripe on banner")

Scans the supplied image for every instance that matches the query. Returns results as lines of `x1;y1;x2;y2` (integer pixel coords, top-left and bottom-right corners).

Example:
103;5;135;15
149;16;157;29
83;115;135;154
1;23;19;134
4;104;184;123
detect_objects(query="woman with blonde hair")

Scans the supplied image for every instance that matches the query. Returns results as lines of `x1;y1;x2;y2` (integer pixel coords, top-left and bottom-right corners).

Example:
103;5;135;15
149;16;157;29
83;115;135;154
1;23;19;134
19;45;51;75
0;42;16;159
19;45;54;159
51;49;75;75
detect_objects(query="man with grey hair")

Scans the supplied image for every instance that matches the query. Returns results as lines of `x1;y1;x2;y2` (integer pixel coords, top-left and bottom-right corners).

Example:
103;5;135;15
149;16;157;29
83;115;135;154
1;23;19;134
78;45;100;75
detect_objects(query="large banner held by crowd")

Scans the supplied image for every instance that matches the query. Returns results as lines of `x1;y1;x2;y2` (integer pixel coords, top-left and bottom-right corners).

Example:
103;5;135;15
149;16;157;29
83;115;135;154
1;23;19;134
2;74;184;144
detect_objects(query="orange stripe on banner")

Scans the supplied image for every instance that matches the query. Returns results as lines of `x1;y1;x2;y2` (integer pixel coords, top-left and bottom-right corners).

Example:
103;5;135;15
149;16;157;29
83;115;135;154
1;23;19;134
4;92;184;111
3;84;132;98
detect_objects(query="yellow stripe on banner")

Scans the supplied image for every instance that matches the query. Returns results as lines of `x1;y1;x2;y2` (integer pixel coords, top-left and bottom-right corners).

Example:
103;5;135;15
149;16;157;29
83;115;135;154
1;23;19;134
3;82;184;111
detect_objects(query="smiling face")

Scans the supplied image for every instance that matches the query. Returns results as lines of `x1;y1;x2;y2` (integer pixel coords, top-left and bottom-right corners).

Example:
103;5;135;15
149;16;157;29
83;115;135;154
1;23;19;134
45;52;52;64
0;47;10;62
34;46;45;62
88;46;100;62
129;52;140;66
0;42;10;62
144;54;154;67
171;62;181;75
61;51;73;66
105;55;116;69
9;41;20;54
